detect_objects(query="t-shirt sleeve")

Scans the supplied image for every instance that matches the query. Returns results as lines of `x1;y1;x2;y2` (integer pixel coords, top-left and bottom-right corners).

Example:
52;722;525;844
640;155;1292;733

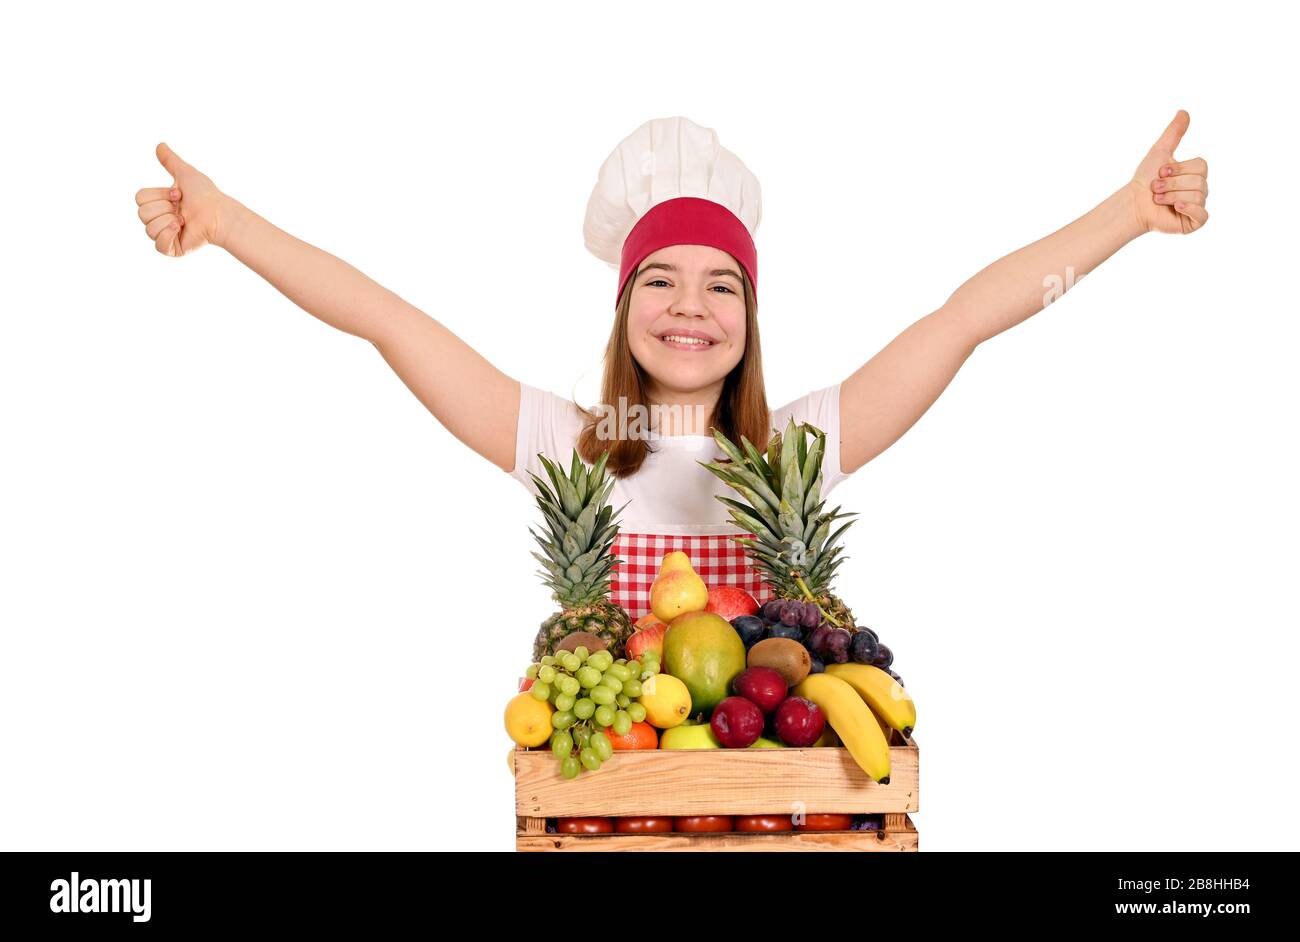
770;383;849;497
510;382;588;494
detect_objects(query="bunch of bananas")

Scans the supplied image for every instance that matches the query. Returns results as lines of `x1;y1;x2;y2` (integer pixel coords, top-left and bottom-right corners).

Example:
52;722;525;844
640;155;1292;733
792;664;916;784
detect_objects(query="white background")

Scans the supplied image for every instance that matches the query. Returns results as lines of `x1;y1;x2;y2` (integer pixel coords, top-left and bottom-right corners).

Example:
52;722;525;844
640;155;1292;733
2;1;1296;851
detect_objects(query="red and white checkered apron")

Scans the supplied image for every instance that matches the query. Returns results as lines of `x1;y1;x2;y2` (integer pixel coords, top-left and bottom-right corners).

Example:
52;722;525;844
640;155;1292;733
610;532;774;622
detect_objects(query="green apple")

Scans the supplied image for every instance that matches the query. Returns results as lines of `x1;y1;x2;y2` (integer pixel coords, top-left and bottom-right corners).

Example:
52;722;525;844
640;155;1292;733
660;723;721;750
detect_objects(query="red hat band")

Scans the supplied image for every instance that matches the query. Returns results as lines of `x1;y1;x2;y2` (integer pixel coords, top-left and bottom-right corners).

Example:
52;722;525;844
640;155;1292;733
616;197;758;307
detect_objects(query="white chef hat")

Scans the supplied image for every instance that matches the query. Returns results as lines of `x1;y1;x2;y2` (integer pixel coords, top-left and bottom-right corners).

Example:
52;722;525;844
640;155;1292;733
582;116;763;307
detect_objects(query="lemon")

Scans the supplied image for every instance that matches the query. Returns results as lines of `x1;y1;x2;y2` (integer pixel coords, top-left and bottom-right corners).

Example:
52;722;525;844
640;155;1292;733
505;691;555;747
639;673;692;729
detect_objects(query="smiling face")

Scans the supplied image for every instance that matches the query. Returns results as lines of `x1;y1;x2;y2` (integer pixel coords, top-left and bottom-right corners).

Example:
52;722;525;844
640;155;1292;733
626;244;748;408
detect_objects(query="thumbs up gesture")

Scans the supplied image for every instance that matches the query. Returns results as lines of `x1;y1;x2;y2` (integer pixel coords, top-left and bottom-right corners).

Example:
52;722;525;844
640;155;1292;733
1129;110;1209;235
134;142;230;257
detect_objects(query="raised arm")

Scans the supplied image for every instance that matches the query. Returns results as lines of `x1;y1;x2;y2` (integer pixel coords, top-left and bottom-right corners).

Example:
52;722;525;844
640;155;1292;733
138;143;519;472
838;110;1209;475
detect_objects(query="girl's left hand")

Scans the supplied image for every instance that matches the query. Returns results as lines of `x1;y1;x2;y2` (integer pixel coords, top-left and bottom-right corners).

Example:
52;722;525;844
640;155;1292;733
1129;110;1209;235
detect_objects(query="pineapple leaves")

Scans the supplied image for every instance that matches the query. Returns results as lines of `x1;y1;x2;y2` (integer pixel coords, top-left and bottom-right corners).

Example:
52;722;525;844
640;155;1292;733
777;498;803;541
699;459;782;517
778;418;798;485
716;496;779;536
570;450;587;504
801;433;824;493
739;435;780;492
780;455;804;515
766;428;782;470
803;471;824;517
709;428;747;466
529;548;566;580
527;448;627;610
587;448;611;497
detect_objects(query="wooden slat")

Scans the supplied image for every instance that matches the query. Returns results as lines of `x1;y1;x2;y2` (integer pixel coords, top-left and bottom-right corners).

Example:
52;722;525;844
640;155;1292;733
515;742;919;817
516;816;918;852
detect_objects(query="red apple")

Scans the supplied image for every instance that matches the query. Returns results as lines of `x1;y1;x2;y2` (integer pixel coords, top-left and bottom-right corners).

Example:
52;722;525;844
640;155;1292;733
774;696;825;747
731;667;788;715
626;621;667;660
705;585;760;622
710;696;765;748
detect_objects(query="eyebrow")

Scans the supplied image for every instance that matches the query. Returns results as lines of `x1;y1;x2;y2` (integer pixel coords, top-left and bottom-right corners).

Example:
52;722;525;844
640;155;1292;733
639;262;742;282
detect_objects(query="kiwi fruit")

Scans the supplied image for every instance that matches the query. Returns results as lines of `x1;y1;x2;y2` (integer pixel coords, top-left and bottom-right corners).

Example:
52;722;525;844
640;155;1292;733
747;638;811;686
556;631;608;655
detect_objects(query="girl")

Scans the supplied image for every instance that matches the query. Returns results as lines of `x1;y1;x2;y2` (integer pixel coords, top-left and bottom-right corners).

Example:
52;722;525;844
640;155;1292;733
134;114;1209;623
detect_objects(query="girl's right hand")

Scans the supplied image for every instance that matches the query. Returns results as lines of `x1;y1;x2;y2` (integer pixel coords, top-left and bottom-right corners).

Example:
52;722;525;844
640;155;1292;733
135;142;230;257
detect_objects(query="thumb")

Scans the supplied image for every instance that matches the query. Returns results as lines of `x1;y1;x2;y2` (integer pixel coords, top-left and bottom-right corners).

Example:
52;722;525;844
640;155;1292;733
155;141;186;178
1148;109;1190;156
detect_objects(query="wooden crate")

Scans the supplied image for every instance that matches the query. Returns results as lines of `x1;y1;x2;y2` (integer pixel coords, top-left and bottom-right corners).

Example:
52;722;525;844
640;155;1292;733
514;729;919;851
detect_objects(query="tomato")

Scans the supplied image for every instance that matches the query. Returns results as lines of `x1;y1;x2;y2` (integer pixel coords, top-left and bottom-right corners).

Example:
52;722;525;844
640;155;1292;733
606;721;659;751
734;815;793;832
674;815;733;833
794;814;854;831
556;817;613;834
614;816;673;833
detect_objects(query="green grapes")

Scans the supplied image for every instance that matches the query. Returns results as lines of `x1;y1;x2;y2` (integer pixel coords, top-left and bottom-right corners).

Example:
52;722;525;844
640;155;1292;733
520;645;652;779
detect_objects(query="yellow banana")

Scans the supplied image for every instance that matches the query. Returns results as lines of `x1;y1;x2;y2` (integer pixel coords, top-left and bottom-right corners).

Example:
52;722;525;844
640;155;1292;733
793;673;891;784
825;663;916;737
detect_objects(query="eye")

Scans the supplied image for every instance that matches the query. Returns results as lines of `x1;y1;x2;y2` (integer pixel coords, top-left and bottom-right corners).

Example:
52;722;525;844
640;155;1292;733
644;278;735;294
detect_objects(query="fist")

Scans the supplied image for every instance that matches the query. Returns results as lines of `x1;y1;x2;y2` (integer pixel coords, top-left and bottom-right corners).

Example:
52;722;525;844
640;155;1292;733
134;142;228;257
1129;110;1209;235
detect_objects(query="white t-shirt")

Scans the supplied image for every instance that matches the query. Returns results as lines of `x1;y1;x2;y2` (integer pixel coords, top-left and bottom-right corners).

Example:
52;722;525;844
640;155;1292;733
509;383;849;536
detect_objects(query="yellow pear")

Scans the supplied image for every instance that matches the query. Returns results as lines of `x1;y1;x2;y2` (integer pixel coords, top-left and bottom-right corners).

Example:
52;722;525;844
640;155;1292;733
649;552;709;623
659;551;694;574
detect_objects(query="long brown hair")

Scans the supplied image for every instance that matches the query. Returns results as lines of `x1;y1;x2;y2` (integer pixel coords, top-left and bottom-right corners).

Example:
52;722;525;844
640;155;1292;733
575;264;771;477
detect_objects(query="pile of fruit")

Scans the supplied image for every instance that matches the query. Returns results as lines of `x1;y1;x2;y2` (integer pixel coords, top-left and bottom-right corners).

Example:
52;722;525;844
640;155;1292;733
503;419;918;793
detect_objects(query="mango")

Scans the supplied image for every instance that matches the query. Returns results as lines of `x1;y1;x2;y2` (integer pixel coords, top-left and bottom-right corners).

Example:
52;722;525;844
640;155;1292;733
662;610;747;715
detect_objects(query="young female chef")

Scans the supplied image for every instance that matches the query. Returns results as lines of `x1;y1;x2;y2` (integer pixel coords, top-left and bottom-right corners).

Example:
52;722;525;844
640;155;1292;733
135;113;1209;619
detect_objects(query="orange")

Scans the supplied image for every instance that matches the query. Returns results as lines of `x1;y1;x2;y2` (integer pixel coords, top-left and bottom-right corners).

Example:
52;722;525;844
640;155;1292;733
606;721;659;751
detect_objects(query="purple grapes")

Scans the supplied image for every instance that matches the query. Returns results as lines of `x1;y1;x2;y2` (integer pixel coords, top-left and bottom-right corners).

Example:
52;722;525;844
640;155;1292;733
778;601;804;626
731;615;766;648
824;628;851;664
799;604;822;630
808;655;826;674
850;630;880;665
761;600;785;622
871;642;894;671
806;624;832;659
767;622;804;643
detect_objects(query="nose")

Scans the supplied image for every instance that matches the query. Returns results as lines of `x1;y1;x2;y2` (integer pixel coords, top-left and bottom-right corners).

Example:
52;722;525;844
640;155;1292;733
670;283;710;319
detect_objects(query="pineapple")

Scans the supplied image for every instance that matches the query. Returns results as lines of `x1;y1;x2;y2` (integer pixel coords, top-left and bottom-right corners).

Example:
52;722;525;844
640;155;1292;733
527;448;634;660
700;417;858;629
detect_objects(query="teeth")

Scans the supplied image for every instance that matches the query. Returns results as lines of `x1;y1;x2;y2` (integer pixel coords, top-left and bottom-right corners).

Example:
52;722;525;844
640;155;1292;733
662;335;712;346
